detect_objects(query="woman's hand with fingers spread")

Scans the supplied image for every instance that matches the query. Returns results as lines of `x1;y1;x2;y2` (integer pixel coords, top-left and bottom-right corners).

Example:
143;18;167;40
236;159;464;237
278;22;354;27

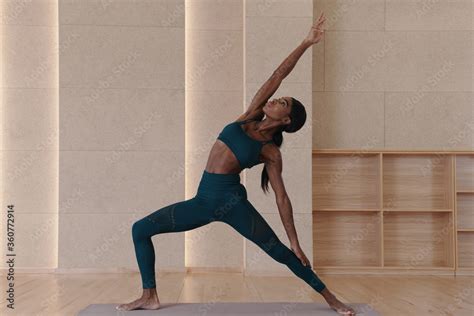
305;11;326;45
291;243;312;268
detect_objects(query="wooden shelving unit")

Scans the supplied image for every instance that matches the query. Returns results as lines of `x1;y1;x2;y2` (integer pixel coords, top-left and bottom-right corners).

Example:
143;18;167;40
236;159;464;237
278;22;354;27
455;155;474;273
312;150;473;275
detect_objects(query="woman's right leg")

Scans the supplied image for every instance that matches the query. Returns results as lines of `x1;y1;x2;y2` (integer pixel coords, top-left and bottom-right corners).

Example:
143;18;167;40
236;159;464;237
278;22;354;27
221;198;327;293
221;198;356;315
132;197;215;289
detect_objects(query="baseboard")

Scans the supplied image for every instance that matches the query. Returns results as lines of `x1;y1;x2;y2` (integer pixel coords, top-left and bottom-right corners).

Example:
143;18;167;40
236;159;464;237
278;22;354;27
186;266;243;274
0;266;186;275
0;266;463;276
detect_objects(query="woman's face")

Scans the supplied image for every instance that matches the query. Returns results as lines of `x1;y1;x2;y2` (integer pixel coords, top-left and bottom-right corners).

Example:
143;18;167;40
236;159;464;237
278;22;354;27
263;96;292;123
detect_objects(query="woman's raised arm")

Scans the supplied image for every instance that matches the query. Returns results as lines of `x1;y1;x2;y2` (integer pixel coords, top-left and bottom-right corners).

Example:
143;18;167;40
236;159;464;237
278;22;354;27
240;12;326;120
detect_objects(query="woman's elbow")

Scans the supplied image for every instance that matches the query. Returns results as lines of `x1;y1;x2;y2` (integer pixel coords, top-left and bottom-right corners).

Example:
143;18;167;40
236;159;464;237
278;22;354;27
276;194;289;206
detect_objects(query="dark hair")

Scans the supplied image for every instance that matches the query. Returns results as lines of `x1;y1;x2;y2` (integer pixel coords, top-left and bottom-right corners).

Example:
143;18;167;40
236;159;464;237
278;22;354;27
261;97;307;194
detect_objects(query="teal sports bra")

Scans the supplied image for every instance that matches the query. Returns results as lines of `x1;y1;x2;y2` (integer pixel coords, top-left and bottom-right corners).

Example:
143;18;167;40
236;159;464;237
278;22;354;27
217;118;274;170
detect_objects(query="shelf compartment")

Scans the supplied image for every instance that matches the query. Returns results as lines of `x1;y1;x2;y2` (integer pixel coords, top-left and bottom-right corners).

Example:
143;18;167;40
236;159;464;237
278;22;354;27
313;211;381;267
456;193;473;230
383;154;453;210
313;154;380;210
456;155;474;192
457;231;474;268
383;212;454;268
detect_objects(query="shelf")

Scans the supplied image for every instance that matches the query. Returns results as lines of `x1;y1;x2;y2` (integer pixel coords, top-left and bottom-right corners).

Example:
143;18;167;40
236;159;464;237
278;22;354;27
313;211;381;267
313;208;380;212
457;231;474;268
312;151;472;273
383;209;452;212
315;266;453;270
383;212;454;268
313;149;474;154
381;266;455;270
312;209;454;212
456;155;474;192
456;193;473;230
383;154;453;210
312;154;380;210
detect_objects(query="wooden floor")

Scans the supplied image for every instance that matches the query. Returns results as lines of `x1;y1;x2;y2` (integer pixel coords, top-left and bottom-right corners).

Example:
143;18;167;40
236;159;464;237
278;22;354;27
0;272;472;315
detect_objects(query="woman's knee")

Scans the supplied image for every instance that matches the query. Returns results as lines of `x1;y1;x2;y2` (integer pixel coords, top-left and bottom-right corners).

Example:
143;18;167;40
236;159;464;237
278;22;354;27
132;219;147;242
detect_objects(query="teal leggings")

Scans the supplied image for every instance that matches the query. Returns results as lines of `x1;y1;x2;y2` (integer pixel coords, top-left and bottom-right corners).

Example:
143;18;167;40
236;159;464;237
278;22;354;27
131;170;327;293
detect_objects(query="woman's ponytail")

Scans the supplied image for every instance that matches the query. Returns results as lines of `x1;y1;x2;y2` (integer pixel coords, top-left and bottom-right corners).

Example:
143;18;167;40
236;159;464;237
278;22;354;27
260;97;307;194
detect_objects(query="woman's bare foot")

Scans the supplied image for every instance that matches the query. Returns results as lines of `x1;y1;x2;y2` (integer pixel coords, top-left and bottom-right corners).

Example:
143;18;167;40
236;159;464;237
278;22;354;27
320;288;356;315
116;288;161;311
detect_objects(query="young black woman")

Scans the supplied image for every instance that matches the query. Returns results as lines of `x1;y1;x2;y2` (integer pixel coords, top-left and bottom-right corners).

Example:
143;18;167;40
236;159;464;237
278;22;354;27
117;12;356;316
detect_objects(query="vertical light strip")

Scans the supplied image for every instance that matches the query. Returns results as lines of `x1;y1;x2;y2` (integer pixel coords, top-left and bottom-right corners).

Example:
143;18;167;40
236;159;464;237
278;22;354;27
242;0;246;189
55;0;59;269
184;0;189;265
0;2;4;263
242;0;246;272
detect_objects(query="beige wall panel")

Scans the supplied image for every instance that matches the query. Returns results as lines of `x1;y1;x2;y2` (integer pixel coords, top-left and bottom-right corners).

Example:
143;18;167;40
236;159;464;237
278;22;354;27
313;0;384;31
59;25;184;89
3;25;57;88
384;31;472;92
59;151;184;214
386;0;473;31
3;151;57;214
186;30;242;92
59;88;184;151
58;213;184;270
58;0;186;271
3;89;57;150
246;16;312;84
186;0;242;30
59;0;184;27
312;38;324;91
0;213;57;269
385;92;473;149
312;92;384;148
324;31;387;92
3;0;57;26
246;0;312;17
313;1;473;150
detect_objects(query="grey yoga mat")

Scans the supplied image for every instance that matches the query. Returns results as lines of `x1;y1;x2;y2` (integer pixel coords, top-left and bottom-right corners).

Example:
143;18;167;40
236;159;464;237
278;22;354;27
78;302;380;315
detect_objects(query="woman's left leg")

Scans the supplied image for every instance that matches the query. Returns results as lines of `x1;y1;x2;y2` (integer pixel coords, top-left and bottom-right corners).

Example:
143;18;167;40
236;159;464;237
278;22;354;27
132;197;218;289
221;198;327;294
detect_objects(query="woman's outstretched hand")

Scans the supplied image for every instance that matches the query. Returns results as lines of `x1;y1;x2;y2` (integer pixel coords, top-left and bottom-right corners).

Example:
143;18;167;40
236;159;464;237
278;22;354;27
291;243;312;268
304;11;326;45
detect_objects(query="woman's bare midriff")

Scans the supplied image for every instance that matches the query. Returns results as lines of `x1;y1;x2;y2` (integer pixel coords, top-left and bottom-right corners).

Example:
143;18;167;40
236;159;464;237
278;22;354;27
204;140;243;174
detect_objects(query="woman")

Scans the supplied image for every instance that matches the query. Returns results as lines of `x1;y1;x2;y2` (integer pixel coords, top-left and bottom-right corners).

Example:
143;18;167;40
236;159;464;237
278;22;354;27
117;12;356;316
